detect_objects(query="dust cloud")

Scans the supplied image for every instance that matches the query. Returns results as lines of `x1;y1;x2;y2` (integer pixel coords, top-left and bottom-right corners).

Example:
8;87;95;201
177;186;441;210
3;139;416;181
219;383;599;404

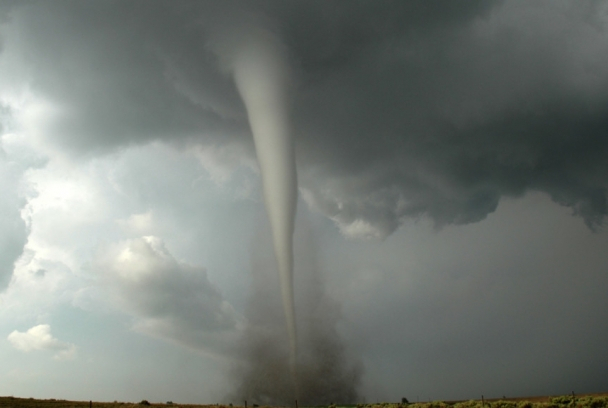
227;213;362;406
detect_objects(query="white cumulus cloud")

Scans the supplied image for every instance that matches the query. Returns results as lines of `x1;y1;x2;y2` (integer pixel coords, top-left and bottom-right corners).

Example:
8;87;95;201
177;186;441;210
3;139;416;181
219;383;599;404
7;324;77;360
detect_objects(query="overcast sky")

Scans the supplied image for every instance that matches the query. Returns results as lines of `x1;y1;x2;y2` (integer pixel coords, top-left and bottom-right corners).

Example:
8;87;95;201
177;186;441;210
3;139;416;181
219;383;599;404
1;0;608;404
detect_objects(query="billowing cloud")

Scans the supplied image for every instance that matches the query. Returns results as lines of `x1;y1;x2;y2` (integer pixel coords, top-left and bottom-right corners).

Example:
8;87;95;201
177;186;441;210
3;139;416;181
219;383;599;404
8;324;77;360
292;0;608;236
94;236;242;357
0;1;606;242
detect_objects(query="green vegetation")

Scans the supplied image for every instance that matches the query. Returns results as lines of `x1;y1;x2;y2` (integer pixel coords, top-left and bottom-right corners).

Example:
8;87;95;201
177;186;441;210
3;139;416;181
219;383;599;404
0;395;607;408
352;396;608;408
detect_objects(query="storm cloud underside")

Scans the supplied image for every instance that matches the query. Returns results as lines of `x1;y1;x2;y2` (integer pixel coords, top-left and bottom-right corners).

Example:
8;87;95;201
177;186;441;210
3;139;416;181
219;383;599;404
1;0;606;242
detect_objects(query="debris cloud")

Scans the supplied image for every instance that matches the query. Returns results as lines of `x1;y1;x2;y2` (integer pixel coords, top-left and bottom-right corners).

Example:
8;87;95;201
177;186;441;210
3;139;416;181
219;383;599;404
228;214;362;406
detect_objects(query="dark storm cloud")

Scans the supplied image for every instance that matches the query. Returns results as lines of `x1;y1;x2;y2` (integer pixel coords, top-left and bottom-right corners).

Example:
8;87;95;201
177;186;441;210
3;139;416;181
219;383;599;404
2;0;607;235
0;0;251;155
290;0;608;235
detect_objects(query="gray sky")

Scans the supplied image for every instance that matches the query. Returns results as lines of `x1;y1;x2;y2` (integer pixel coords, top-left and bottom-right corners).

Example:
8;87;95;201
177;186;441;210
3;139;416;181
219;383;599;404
1;0;608;404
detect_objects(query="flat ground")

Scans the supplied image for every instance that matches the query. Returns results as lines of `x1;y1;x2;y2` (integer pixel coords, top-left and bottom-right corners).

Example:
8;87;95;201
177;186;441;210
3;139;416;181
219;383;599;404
444;393;608;404
1;394;608;408
0;398;225;408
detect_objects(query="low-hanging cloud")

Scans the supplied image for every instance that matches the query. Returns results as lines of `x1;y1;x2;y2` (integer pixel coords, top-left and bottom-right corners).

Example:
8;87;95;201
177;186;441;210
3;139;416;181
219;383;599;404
1;0;606;241
94;236;242;358
8;324;77;360
292;0;608;236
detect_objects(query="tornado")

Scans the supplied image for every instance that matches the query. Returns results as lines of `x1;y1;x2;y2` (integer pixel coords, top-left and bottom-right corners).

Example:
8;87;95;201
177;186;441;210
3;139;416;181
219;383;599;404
231;28;299;382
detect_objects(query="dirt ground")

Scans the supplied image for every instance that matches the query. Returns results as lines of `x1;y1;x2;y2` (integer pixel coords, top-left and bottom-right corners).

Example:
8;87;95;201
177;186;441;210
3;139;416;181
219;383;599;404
1;394;608;408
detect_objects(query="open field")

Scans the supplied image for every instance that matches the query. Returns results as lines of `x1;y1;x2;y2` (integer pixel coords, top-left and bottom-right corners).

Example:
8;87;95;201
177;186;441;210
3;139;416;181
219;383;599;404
1;395;608;408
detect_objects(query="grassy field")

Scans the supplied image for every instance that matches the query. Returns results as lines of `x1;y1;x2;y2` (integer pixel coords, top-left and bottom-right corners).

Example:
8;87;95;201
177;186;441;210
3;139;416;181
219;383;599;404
1;395;608;408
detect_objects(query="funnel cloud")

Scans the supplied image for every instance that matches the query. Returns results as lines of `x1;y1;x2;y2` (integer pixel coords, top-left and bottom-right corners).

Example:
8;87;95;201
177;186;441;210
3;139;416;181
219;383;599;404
230;25;299;377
